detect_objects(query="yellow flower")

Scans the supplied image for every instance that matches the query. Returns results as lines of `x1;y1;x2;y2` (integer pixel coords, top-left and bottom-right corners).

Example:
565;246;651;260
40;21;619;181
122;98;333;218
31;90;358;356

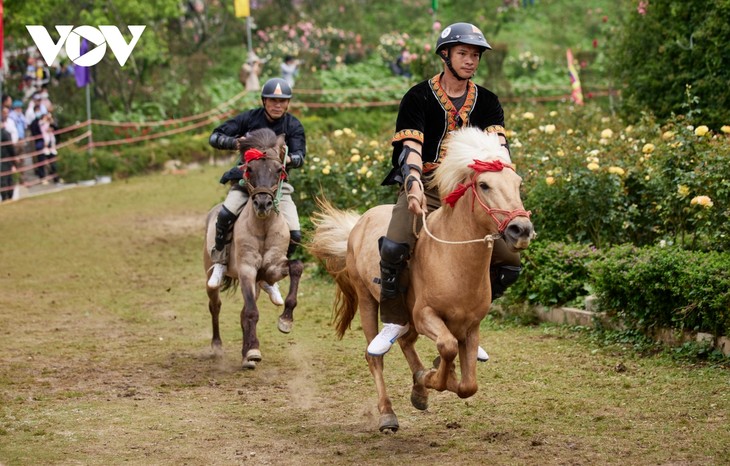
587;162;600;171
522;112;535;120
549;111;558;117
358;165;368;174
366;170;373;178
556;149;565;157
642;143;655;154
333;129;343;137
322;166;331;175
350;148;360;154
690;195;713;207
350;154;361;163
608;166;625;176
369;140;379;147
313;156;322;162
662;131;675;140
601;128;614;139
694;125;709;137
721;125;730;134
544;124;556;134
343;128;353;136
545;176;555;185
566;129;574;135
677;185;690;197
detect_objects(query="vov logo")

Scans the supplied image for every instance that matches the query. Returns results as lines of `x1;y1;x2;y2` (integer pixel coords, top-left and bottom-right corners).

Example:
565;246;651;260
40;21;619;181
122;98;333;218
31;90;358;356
26;25;146;67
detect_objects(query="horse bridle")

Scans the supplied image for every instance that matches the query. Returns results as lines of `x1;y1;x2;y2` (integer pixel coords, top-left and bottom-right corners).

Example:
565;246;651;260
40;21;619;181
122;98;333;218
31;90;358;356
241;148;287;211
409;159;531;246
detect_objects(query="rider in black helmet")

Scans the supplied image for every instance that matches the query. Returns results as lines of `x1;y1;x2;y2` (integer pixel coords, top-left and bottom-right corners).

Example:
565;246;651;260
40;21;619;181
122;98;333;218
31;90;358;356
206;77;306;302
367;22;521;359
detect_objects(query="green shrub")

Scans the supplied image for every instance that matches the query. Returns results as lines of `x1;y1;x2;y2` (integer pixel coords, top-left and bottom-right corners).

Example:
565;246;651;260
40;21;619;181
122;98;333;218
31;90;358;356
609;0;730;129
293;126;394;218
57;133;214;182
589;244;730;337
509;104;730;251
506;240;598;307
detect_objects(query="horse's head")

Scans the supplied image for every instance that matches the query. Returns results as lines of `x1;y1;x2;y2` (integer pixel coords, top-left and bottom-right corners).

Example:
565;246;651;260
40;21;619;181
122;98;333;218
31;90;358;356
433;127;535;251
239;128;287;218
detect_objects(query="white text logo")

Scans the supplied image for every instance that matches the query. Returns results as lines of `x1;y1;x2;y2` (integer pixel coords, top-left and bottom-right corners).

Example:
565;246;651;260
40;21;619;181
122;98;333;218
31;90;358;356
26;25;146;67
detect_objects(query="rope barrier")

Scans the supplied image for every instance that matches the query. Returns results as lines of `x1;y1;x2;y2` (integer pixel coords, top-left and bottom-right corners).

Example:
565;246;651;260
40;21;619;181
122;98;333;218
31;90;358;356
0;85;618;202
87;110;234;148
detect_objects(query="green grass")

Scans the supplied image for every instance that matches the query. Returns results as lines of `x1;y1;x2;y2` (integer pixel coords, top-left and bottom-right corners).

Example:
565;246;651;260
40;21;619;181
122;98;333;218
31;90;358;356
0;165;728;465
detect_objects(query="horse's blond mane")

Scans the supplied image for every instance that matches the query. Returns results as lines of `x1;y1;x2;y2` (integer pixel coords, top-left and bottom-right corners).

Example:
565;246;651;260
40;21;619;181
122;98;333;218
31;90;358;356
429;127;509;197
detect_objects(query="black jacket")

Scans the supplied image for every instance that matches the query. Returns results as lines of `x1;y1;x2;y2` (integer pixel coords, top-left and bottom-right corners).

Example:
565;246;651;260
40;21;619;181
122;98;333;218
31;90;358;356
209;108;306;184
383;74;505;186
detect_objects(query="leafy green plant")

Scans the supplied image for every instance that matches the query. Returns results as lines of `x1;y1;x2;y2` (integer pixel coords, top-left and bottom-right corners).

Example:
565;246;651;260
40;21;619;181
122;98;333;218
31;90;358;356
589;244;730;337
506;240;598;307
608;0;730;129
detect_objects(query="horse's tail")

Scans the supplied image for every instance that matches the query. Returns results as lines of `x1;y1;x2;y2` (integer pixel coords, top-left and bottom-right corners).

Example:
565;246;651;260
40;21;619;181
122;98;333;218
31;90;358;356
308;198;361;339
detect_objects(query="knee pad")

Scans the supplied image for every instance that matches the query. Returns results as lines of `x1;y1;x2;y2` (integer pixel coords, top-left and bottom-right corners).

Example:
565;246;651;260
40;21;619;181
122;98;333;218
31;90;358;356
378;236;410;267
490;265;522;300
287;230;302;258
378;237;410;299
214;206;239;251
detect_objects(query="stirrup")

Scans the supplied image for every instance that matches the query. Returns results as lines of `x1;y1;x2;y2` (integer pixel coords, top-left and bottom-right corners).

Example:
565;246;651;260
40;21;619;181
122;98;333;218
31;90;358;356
207;263;226;288
259;281;284;306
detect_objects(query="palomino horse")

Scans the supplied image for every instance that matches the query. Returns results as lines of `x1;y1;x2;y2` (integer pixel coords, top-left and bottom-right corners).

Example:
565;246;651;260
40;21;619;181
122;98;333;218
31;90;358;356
203;128;303;369
308;127;535;431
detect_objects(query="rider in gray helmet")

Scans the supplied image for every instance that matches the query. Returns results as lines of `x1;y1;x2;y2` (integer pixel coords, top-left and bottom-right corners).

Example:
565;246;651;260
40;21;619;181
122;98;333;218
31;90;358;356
435;22;492;80
206;78;306;303
368;22;521;359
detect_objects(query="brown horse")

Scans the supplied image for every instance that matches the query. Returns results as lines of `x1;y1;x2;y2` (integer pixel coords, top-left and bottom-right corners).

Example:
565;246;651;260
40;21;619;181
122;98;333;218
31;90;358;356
203;128;303;369
308;127;535;431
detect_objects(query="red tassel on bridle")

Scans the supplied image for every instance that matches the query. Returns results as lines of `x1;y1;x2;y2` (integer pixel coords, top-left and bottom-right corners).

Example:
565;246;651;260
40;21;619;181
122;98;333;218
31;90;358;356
441;158;531;233
244;148;266;163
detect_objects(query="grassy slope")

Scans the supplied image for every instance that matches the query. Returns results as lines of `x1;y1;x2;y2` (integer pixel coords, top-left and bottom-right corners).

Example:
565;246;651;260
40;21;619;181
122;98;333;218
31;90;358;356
0;167;728;465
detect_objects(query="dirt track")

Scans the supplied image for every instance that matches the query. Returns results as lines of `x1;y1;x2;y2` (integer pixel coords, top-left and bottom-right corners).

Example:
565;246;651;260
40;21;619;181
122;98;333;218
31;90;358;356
1;168;728;465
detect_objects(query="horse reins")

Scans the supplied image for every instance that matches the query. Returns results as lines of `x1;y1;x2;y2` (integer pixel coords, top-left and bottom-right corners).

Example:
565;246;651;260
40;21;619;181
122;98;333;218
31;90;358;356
408;159;531;247
241;148;287;213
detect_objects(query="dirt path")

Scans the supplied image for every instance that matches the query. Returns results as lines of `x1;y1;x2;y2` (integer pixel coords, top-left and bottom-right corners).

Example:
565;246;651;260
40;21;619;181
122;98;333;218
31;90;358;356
1;168;728;465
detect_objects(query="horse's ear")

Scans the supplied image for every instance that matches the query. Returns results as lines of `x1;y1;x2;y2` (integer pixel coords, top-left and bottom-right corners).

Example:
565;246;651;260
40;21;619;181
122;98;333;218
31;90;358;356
277;134;287;162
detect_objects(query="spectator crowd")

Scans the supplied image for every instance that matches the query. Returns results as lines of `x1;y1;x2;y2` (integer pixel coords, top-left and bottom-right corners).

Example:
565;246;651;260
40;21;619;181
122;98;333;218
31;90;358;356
1;52;65;202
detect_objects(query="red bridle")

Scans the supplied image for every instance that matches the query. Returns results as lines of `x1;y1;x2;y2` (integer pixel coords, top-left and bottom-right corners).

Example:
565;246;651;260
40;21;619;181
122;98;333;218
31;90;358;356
442;159;531;233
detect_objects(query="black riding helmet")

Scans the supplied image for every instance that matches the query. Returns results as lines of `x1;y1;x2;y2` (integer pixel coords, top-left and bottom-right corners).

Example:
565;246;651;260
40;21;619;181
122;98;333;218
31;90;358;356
261;78;293;99
436;22;491;81
435;22;492;55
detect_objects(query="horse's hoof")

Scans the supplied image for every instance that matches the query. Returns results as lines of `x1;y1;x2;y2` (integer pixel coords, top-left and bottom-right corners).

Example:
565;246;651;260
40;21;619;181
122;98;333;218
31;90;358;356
245;349;262;362
242;359;257;370
277;317;293;334
211;340;223;354
410;387;429;411
378;414;399;433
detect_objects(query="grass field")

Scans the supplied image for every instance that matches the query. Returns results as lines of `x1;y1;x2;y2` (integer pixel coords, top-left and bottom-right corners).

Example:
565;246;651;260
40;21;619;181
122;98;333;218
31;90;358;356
1;165;728;465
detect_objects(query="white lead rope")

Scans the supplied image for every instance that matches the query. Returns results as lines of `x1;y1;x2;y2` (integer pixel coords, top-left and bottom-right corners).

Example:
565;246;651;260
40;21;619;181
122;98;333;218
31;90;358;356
406;175;500;248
